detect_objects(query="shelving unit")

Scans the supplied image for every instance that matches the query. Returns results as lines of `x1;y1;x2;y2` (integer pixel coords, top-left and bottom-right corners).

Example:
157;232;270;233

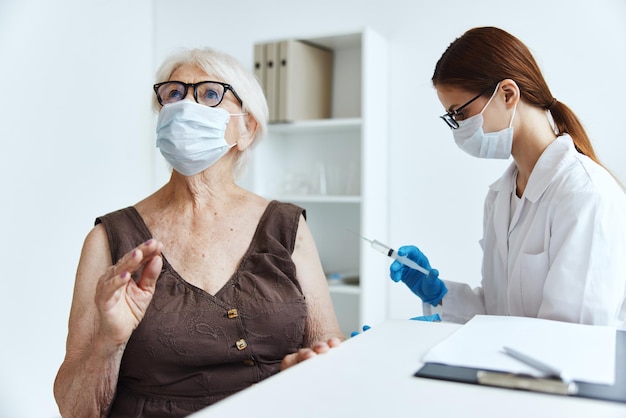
243;29;389;336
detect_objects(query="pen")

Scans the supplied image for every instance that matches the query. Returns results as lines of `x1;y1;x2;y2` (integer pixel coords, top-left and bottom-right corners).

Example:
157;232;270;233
502;346;572;383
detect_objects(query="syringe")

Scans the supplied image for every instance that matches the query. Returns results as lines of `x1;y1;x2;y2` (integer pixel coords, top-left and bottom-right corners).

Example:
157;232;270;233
356;233;430;275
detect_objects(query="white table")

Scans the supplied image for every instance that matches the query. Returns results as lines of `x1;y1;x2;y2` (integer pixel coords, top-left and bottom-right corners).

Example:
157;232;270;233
190;320;626;417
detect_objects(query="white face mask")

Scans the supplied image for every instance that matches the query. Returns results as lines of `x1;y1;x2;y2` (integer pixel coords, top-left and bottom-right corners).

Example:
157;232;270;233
156;101;243;176
452;82;517;160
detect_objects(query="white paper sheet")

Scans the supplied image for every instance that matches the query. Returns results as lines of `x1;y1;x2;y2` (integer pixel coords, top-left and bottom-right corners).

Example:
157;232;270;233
422;315;616;385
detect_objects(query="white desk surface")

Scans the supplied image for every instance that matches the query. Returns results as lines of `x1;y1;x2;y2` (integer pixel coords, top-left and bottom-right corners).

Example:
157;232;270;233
191;320;626;418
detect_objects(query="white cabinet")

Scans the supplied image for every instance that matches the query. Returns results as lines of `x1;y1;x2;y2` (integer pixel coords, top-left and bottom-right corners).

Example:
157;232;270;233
243;29;389;336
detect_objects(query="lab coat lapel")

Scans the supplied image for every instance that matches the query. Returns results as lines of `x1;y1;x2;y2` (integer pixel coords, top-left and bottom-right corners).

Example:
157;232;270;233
522;136;573;204
489;163;517;263
497;137;571;238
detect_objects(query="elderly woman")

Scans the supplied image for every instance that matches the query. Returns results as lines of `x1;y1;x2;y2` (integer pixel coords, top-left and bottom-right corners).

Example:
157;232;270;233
54;47;344;418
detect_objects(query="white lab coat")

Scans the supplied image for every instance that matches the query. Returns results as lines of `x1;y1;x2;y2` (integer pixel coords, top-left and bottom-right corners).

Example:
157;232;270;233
425;135;626;328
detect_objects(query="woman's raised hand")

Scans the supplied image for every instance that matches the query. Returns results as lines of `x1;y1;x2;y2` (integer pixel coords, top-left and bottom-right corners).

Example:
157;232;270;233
94;239;164;347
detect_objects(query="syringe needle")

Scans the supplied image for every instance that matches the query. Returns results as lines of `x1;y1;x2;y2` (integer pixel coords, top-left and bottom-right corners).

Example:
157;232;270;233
350;230;431;276
350;230;373;245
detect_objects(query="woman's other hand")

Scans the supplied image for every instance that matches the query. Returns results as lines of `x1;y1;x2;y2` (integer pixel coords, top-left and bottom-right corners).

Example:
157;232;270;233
280;337;342;370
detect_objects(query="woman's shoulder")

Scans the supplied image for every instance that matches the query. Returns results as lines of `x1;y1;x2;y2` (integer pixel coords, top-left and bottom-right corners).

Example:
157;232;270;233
545;155;626;221
521;135;623;202
260;200;305;228
270;199;304;214
558;150;623;197
96;206;138;223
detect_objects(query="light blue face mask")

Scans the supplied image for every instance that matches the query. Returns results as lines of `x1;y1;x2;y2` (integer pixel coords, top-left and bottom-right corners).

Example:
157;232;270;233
452;82;517;160
156;101;244;176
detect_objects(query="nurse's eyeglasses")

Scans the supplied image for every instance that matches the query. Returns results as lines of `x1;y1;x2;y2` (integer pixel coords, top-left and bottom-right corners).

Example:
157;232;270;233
153;80;243;107
440;84;497;129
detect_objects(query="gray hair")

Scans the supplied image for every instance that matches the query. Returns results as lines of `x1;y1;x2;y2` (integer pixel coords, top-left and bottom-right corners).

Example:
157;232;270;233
153;47;269;177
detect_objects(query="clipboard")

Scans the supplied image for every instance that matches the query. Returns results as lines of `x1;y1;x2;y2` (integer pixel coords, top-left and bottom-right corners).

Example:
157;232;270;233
414;330;626;403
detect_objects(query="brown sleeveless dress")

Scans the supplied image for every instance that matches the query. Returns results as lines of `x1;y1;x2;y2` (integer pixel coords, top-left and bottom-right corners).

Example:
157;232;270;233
96;201;308;417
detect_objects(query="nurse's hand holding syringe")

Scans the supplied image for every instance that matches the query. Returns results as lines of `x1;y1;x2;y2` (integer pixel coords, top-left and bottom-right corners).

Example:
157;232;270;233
361;236;430;275
358;234;448;306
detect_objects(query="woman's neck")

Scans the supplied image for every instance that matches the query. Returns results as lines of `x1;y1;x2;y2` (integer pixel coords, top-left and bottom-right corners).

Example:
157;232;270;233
151;158;244;212
511;103;558;196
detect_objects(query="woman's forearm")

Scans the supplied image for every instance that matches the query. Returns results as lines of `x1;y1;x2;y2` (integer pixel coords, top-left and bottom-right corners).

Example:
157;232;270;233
54;341;125;418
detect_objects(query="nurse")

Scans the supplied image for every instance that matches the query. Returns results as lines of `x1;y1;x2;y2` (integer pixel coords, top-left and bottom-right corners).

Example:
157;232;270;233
391;26;626;328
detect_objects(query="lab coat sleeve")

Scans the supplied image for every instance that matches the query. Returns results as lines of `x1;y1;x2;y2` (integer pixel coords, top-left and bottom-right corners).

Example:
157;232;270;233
539;176;626;327
423;280;487;324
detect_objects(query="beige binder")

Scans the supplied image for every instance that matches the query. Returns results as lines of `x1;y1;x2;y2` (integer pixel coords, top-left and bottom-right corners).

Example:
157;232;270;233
253;43;266;94
265;42;280;122
277;40;333;122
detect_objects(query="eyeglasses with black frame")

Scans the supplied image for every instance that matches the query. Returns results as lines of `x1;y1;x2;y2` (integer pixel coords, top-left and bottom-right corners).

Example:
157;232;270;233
153;80;243;108
440;84;497;129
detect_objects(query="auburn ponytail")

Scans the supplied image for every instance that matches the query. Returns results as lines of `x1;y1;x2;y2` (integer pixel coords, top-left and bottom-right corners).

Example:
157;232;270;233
548;100;600;164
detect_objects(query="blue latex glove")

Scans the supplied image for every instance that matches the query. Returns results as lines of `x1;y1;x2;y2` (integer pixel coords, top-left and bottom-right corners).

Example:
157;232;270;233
350;325;371;338
410;313;441;322
389;245;448;306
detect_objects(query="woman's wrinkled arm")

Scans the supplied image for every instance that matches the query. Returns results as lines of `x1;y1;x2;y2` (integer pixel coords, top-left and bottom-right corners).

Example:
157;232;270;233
53;226;163;417
282;215;344;370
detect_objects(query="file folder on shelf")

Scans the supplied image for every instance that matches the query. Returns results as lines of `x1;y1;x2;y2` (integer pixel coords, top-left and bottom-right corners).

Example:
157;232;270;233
254;39;333;122
253;42;280;121
266;42;280;122
253;43;266;98
414;330;626;404
277;40;332;122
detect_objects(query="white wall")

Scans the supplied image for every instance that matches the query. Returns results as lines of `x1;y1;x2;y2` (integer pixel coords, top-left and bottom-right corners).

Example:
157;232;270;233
0;1;155;416
1;1;625;416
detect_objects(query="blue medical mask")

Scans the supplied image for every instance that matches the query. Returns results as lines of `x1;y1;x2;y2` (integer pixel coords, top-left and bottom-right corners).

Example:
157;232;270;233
452;83;517;160
156;101;244;176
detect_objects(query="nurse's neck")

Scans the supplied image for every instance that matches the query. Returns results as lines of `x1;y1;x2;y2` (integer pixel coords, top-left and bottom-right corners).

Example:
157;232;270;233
511;103;558;198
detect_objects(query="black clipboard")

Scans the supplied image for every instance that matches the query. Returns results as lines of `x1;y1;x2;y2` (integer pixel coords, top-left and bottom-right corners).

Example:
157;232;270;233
414;330;626;403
